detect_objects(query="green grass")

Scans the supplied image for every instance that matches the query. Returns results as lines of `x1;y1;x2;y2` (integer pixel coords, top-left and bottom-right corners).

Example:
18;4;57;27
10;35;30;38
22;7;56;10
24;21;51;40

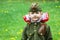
0;1;60;40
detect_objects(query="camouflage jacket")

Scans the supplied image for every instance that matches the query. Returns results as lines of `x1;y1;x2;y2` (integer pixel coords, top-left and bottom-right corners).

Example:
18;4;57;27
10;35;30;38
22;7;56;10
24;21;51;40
21;22;52;40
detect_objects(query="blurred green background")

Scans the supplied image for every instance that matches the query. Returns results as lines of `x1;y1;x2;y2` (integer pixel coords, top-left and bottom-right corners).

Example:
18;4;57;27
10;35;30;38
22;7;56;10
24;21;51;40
0;0;60;40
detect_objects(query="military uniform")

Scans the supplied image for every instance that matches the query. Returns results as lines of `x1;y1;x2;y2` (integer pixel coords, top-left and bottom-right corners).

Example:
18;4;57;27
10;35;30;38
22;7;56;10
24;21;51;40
21;22;52;40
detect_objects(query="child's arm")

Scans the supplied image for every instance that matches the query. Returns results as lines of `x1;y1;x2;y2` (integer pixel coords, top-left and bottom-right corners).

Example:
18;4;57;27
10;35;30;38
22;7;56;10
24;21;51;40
21;27;28;40
40;12;49;23
23;14;31;23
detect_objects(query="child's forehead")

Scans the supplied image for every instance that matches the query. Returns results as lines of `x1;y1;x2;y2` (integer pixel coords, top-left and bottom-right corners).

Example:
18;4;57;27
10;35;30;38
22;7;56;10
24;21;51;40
34;12;38;13
29;12;42;14
32;11;41;13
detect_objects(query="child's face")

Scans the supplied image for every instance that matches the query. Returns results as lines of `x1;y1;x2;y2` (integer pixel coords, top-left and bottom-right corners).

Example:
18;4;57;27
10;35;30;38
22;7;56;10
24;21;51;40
29;12;42;21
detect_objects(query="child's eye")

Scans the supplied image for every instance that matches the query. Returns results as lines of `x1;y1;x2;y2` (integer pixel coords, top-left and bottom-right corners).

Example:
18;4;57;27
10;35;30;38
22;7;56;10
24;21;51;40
36;12;39;14
31;13;33;14
36;13;39;14
31;12;34;14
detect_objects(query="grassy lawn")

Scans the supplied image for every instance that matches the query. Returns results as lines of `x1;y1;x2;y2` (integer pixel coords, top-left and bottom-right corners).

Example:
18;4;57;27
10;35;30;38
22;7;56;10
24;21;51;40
0;1;60;40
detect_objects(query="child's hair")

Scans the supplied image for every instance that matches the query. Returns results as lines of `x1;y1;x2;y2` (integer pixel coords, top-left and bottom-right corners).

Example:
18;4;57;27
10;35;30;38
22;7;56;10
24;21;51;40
29;3;42;12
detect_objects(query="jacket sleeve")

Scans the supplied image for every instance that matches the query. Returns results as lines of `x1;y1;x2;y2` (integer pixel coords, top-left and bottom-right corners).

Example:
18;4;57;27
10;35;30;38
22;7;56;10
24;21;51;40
21;27;27;40
45;26;53;40
40;12;49;23
23;15;31;23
